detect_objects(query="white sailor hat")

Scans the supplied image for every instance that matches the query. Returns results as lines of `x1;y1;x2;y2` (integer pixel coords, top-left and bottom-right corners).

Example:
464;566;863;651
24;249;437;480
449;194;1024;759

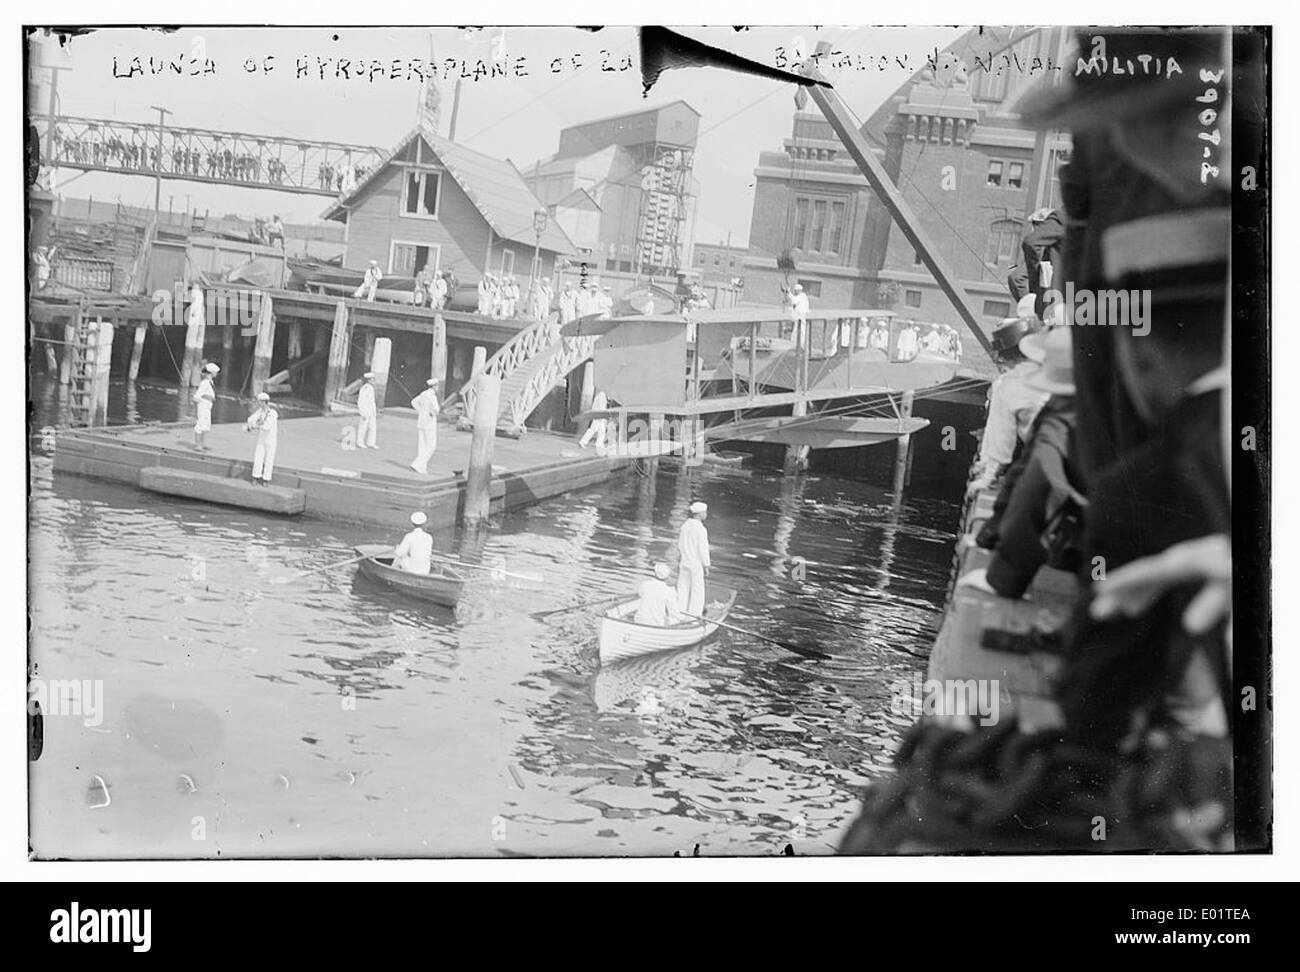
426;377;440;386
410;511;428;526
257;392;270;401
689;501;708;515
363;371;375;379
653;562;671;580
204;363;220;374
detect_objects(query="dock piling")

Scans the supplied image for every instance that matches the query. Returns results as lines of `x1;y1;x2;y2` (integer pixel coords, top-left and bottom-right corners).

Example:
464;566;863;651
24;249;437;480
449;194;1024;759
431;312;447;389
371;337;392;408
324;299;350;409
891;390;916;496
462;372;501;526
577;360;595;437
180;286;206;389
90;320;113;426
128;322;148;382
783;400;810;474
250;294;276;395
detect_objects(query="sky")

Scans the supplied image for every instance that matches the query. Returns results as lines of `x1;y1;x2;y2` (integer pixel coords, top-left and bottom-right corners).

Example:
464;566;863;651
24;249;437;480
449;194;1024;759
31;26;963;248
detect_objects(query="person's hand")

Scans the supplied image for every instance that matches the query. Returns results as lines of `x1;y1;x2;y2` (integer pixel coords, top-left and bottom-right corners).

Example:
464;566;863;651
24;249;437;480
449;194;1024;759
1089;535;1231;635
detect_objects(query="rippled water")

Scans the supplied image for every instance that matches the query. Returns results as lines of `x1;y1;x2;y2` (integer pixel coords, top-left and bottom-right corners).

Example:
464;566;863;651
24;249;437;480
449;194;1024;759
28;378;959;857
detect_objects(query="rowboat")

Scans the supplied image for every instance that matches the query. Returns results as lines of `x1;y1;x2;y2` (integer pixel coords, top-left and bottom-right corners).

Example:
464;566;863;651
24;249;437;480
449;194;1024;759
353;544;465;608
597;584;737;664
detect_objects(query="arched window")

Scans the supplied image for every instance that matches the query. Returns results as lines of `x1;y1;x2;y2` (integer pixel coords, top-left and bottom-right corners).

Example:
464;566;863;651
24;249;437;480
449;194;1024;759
985;218;1023;266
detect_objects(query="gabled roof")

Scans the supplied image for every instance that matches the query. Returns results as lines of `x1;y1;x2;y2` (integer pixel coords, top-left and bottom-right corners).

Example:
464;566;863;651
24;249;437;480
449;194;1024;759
322;126;575;255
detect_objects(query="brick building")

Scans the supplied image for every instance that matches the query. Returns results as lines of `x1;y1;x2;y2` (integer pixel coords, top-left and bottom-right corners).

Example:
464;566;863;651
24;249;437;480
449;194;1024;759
743;28;1072;338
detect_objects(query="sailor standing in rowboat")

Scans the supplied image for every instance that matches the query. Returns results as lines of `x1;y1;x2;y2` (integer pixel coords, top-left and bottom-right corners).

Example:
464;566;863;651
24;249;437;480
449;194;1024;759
192;362;219;451
409;378;441;474
676;501;711;616
393;511;433;574
244;392;279;485
635;563;683;626
356;371;378;448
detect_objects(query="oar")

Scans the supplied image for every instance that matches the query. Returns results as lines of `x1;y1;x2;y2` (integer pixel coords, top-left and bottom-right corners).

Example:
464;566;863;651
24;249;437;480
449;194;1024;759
530;592;626;622
428;552;543;583
679;611;832;661
273;552;370;584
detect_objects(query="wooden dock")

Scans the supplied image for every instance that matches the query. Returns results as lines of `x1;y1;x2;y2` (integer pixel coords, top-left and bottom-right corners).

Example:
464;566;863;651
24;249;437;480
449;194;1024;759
53;411;630;529
925;485;1076;732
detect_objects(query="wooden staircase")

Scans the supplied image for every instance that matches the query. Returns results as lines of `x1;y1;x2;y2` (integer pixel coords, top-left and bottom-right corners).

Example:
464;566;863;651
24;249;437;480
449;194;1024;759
454;316;596;435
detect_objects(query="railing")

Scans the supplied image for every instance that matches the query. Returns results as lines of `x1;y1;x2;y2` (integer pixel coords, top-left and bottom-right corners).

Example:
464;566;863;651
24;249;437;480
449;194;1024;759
38;115;385;198
504;335;597;432
52;257;114;294
455;314;563;418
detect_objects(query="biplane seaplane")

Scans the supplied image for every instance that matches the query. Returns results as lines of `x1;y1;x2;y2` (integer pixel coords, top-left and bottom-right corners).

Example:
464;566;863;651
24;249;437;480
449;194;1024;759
562;306;963;456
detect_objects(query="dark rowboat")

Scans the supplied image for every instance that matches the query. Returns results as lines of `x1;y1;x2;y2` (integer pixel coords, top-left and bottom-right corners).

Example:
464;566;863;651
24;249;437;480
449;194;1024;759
354;544;465;607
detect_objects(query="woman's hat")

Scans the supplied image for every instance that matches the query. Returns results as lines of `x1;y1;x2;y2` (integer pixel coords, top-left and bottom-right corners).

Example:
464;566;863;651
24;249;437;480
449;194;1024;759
410;511;428;526
1025;327;1076;396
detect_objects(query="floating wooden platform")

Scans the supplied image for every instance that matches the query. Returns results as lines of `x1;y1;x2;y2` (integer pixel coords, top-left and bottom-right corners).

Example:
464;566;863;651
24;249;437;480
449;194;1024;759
139;466;306;515
53;411;629;529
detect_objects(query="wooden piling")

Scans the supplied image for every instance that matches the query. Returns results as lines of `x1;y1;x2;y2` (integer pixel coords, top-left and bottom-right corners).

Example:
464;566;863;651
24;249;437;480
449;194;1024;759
891;390;916;496
783;400;810;475
250;294;276;395
324;299;350;409
462;372;501;526
287;320;303;362
431;312;448;388
577;360;595;436
128;322;148;382
180;285;206;389
90;320;114;427
370;337;392;408
59;318;77;386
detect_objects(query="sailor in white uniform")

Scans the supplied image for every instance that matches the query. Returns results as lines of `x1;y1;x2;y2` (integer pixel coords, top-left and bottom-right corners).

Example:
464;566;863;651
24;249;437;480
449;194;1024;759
244;391;279;485
393;511;433;574
409;378;441;474
676;501;711;616
192;362;219;451
635;563;683;626
356;371;378;448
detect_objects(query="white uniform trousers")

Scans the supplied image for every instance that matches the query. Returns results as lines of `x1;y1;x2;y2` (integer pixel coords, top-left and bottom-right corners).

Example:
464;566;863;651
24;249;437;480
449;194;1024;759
253;440;277;481
676;563;706;616
412;424;437;473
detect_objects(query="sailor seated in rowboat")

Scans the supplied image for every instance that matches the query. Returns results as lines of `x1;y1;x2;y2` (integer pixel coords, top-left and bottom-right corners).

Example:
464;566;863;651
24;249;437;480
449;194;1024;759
392;511;433;574
634;563;683;627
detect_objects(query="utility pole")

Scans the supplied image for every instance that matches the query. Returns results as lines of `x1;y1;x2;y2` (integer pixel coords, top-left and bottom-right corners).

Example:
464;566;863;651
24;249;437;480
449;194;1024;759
149;105;171;218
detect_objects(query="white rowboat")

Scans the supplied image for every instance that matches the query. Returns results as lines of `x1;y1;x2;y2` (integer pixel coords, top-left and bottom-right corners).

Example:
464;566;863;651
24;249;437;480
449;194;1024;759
597;584;737;664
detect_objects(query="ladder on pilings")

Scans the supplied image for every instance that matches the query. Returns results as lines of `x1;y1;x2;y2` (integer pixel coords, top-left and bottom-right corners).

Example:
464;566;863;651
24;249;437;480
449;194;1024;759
65;312;100;427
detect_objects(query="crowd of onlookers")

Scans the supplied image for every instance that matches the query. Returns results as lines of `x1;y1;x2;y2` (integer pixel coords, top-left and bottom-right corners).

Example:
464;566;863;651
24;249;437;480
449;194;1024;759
841;28;1241;853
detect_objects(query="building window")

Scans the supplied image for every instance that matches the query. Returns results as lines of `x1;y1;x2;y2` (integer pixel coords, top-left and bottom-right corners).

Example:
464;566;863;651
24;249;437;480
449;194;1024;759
500;249;515;276
810;199;827;251
986;160;1004;188
796;278;822;298
792;198;810;250
713;256;721;266
904;288;922;308
402;169;441;218
829;201;845;255
983;299;1011;318
618;261;633;273
1007;161;1025;190
985;218;1023;265
389;241;439;276
697;253;706;264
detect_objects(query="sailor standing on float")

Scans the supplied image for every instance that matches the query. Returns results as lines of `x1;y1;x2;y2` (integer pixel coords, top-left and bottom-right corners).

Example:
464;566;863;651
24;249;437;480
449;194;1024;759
356;371;378;449
244;391;279;485
676;501;711;616
192;362;219;451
